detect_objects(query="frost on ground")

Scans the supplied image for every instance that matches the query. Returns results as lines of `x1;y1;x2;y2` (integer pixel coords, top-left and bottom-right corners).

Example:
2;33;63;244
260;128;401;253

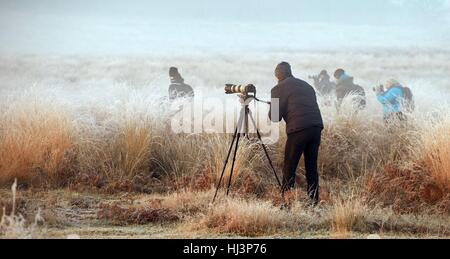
0;180;44;239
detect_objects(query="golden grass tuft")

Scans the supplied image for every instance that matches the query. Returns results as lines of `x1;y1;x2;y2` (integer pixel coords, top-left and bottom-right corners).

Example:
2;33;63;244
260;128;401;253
201;198;290;237
421;118;450;190
0;101;74;187
330;195;368;238
158;191;211;215
105;120;154;180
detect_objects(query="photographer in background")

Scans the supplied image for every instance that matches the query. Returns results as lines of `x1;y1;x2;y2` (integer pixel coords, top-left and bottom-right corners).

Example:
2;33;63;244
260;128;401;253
269;62;324;205
334;69;366;110
168;67;194;101
375;79;414;124
310;70;335;96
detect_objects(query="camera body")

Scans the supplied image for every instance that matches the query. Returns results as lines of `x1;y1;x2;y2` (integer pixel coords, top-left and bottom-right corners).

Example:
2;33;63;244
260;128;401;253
225;84;256;96
373;84;385;94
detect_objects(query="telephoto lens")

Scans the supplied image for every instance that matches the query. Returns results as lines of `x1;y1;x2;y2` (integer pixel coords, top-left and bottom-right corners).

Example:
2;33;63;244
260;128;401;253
225;84;256;95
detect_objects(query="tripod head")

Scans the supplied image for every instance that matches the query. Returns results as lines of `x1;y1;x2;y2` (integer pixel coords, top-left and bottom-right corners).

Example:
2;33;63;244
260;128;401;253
237;93;256;105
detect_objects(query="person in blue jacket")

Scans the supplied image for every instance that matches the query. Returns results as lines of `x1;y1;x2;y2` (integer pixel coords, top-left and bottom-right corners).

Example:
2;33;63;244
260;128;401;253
376;79;407;123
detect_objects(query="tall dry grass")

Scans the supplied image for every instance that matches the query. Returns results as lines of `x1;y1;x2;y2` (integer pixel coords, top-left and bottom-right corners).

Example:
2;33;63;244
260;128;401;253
421;116;450;190
76;119;154;182
329;194;369;238
0;99;74;187
0;91;449;200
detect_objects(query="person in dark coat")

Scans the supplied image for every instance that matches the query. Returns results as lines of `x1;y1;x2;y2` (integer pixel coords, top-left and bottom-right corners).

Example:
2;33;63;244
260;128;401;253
269;62;324;205
168;67;194;101
312;70;335;96
333;69;366;110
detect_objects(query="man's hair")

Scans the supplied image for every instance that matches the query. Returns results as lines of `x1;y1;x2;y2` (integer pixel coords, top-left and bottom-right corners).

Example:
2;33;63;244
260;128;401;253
319;70;328;76
334;68;345;79
169;67;180;77
385;79;401;89
275;62;293;79
169;67;184;83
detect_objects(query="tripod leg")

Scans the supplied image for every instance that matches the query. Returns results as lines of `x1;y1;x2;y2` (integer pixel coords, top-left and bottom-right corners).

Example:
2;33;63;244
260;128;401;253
226;132;241;196
212;125;238;203
226;107;245;196
248;112;282;189
212;107;245;203
244;107;250;139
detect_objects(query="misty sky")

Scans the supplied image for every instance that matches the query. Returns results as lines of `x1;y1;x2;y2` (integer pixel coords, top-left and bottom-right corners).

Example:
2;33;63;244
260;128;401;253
1;0;449;55
3;0;450;24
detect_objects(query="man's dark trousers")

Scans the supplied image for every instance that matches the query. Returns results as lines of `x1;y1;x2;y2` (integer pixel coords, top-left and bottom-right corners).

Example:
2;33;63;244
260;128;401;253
283;126;322;204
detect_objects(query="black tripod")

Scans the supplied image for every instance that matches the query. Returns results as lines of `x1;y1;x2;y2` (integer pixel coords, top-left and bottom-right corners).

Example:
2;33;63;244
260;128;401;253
212;96;282;203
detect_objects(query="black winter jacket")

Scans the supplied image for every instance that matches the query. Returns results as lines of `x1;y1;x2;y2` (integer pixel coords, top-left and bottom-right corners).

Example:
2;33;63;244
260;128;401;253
169;78;194;100
335;76;366;109
270;77;324;135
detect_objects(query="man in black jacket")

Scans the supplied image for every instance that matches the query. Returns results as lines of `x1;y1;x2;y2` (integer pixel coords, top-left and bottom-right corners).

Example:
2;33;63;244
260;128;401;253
333;69;366;110
269;62;324;204
169;67;194;101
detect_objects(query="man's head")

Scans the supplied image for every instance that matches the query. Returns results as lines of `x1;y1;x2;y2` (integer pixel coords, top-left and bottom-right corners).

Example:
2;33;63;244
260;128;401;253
385;79;401;90
169;67;183;82
169;67;180;77
334;69;345;80
319;70;330;81
275;62;293;82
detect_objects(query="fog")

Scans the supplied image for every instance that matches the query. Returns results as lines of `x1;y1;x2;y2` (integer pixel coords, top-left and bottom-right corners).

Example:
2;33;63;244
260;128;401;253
1;0;449;55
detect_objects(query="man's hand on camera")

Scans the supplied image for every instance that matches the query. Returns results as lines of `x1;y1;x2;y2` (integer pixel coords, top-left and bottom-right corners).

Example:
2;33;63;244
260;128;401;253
374;85;384;95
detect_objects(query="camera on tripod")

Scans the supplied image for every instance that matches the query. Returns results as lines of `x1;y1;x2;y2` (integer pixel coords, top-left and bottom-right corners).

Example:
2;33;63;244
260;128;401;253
213;83;281;203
